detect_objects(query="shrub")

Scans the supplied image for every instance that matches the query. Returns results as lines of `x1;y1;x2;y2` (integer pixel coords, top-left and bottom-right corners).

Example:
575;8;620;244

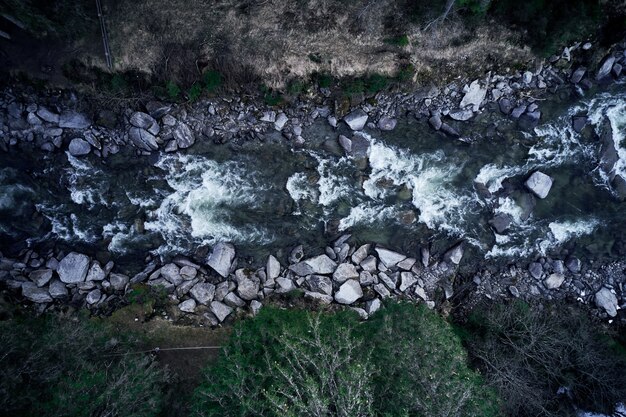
166;81;181;101
315;73;333;89
187;83;203;102
384;34;410;47
201;70;223;93
465;301;626;417
365;74;391;93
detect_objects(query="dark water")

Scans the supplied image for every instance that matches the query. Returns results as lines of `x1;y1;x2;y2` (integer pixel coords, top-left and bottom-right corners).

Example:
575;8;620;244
1;86;625;271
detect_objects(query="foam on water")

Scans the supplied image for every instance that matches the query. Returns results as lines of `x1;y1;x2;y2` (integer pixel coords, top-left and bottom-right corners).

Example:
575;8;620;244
338;203;397;231
588;92;626;185
314;155;353;206
538;218;600;254
65;152;109;207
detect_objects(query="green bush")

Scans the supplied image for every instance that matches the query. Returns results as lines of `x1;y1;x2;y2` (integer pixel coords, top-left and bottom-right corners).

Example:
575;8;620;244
315;73;333;88
166;81;181;101
384;35;410;47
187;84;203;102
191;303;501;417
287;79;306;95
202;70;223;93
365;74;391;93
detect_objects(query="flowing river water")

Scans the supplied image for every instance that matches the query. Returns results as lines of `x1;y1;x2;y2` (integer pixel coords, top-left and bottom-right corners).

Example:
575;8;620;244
1;86;625;272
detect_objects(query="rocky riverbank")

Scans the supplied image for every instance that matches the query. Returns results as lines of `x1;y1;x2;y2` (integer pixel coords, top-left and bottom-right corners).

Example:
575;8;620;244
1;39;626;324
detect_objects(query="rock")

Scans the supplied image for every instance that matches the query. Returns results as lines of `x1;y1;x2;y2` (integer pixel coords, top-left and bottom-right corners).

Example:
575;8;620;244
129;127;159;151
130;112;158;133
306;275;333;295
179;299;197;313
351;307;368;320
49;279;68;299
511;104;527;119
428;115;442;130
374;283;391;298
377;117;397;131
338;135;352;153
86;289;102;305
570;67;587;84
518;110;541;130
260;111;276;123
250;300;262;315
489;213;513;234
223;292;246;308
443;243;464;265
459;80;486;112
572;115;588;133
22;282;52;303
525;171;553;199
235;269;260;301
304;291;333;305
365;298;382;316
37;107;60;124
378;272;396;290
207;242;235;278
266;255;281;280
498;98;513;115
551;260;565;275
210;301;233;322
58;252;90;284
176;279;198;297
304;255;337;275
86;261;106;282
145;101;171;119
109;273;129;291
344;109;368;131
522;71;533;84
173;122;195;149
275;277;296;293
289;262;315;276
334;279;363;305
399;272;417;292
359;271;375;286
544;273;565;289
190;282;216;305
160;263;183;286
375;247;406;268
289;245;304;263
509;286;520;298
449;109;473;121
528;262;543;279
565;257;581;273
596;55;616;81
333;263;359;283
594;288;619;317
59;111;90;129
360;255;377;272
613;63;622;77
415;286;428;301
351;244;370;264
27;112;41;125
274;113;288;131
421;247;430;268
29;269;53;287
439;123;460;137
397;257;416;271
67;138;91;156
180;265;197;280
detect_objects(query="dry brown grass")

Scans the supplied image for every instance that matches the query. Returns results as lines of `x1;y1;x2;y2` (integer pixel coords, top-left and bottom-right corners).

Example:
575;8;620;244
84;0;534;88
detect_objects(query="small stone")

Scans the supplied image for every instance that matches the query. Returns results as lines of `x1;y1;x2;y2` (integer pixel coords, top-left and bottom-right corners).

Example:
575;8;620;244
86;289;102;305
274;113;288;131
396;257;416;271
86;261;106;281
377;117;397;131
109;273;129;291
180;265;197;280
365;298;382;316
68;138;91;156
250;300;262;315
565;257;581;273
509;286;520;298
528;262;543;279
360;256;377;272
544;273;565;290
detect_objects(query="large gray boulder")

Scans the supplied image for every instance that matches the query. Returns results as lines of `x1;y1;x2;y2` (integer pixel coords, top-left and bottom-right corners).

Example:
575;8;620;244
459;80;486;112
58;252;90;284
344;109;368;131
333;263;359;283
173;122;195;149
190;282;216;305
211;301;234;322
377;117;397;131
266;255;281;280
306;275;333;295
59;111;91;129
68;138;91;156
129;127;159;151
304;255;337;275
375;247;406;268
596;56;616;81
235;269;260;301
334;279;363;305
207;242;235;278
443;243;464;265
130;111;159;134
544;273;565;290
22;282;52;303
594;287;619;317
525;171;553;199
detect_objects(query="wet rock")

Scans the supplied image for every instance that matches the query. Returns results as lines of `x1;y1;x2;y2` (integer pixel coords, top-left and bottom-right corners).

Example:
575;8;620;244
524;171;553;199
129;127;159;151
338;135;352;153
333;263;359;283
596;55;616;81
274;113;288;131
528;262;543;279
399;272;417;292
440;123;460;137
207;242;235;278
377;116;397;131
210;301;233;322
572;115;588;133
58;252;90;284
334;279;363;304
306;274;333;295
289;245;304;263
173;122;195;149
37;107;60;124
86;289;102;305
570;67;586;84
443;243;464;265
489;213;513;234
518;110;541;130
428;115;442;130
49;279;68;299
304;255;337;274
594;287;618;317
130;112;159;134
459;80;486;112
344;109;368;131
565;257;581;273
29;269;53;287
109;273;129;291
179;299;196;313
544;273;565;289
160;263;183;286
235;269;260;301
68;138;91;156
190;282;216;305
449;109;473;121
59;111;90;129
375;247;406;268
266;255;281;280
22;282;52;303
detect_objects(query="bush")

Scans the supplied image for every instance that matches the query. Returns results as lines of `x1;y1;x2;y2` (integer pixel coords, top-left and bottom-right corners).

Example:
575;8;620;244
191;303;501;417
384;35;410;47
0;315;168;417
187;84;203;102
464;301;626;417
201;70;223;93
166;81;181;101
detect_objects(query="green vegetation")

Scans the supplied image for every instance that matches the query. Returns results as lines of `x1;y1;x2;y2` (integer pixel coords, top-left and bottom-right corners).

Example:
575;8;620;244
384;35;410;47
166;81;181;101
201;70;223;93
191;302;500;417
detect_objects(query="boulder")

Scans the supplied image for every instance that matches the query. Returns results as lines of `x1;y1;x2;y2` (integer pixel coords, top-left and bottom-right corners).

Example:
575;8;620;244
207;242;235;278
489;213;513;234
130;111;159;134
49;279;68;299
289;245;304;263
275;277;296;293
179;299;197;313
266;255;281;280
449;109;473;121
304;291;333;305
594;288;619;317
360;255;378;272
109;273;129;291
250;300;263;315
511;104;527;119
129;127;159;151
86;261;106;281
68;138;91;156
365;298;382;316
399;272;417;292
359;271;375;286
524;171;553;199
570;67;586;84
544;273;565;290
396;257;416;271
190;282;216;305
306;275;333;296
334;279;363;305
160;263;183;286
223;292;246;308
596;56;616;81
274;113;288;131
377;117;397;131
304;255;337;274
235;269;260;301
498;98;513;115
375;247;406;268
180;265;197;280
344;109;368;131
333;263;359;283
289;262;315;276
459;80;486;112
86;289;102;305
440;123;460;137
351;244;370;264
29;269;53;287
572;115;588;133
37;107;60;124
428;115;442;130
443;243;464;265
22;282;52;303
210;301;234;322
565;257;581;273
528;262;543;279
59;111;91;129
58;252;90;284
173;122;195;149
338;135;352;153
